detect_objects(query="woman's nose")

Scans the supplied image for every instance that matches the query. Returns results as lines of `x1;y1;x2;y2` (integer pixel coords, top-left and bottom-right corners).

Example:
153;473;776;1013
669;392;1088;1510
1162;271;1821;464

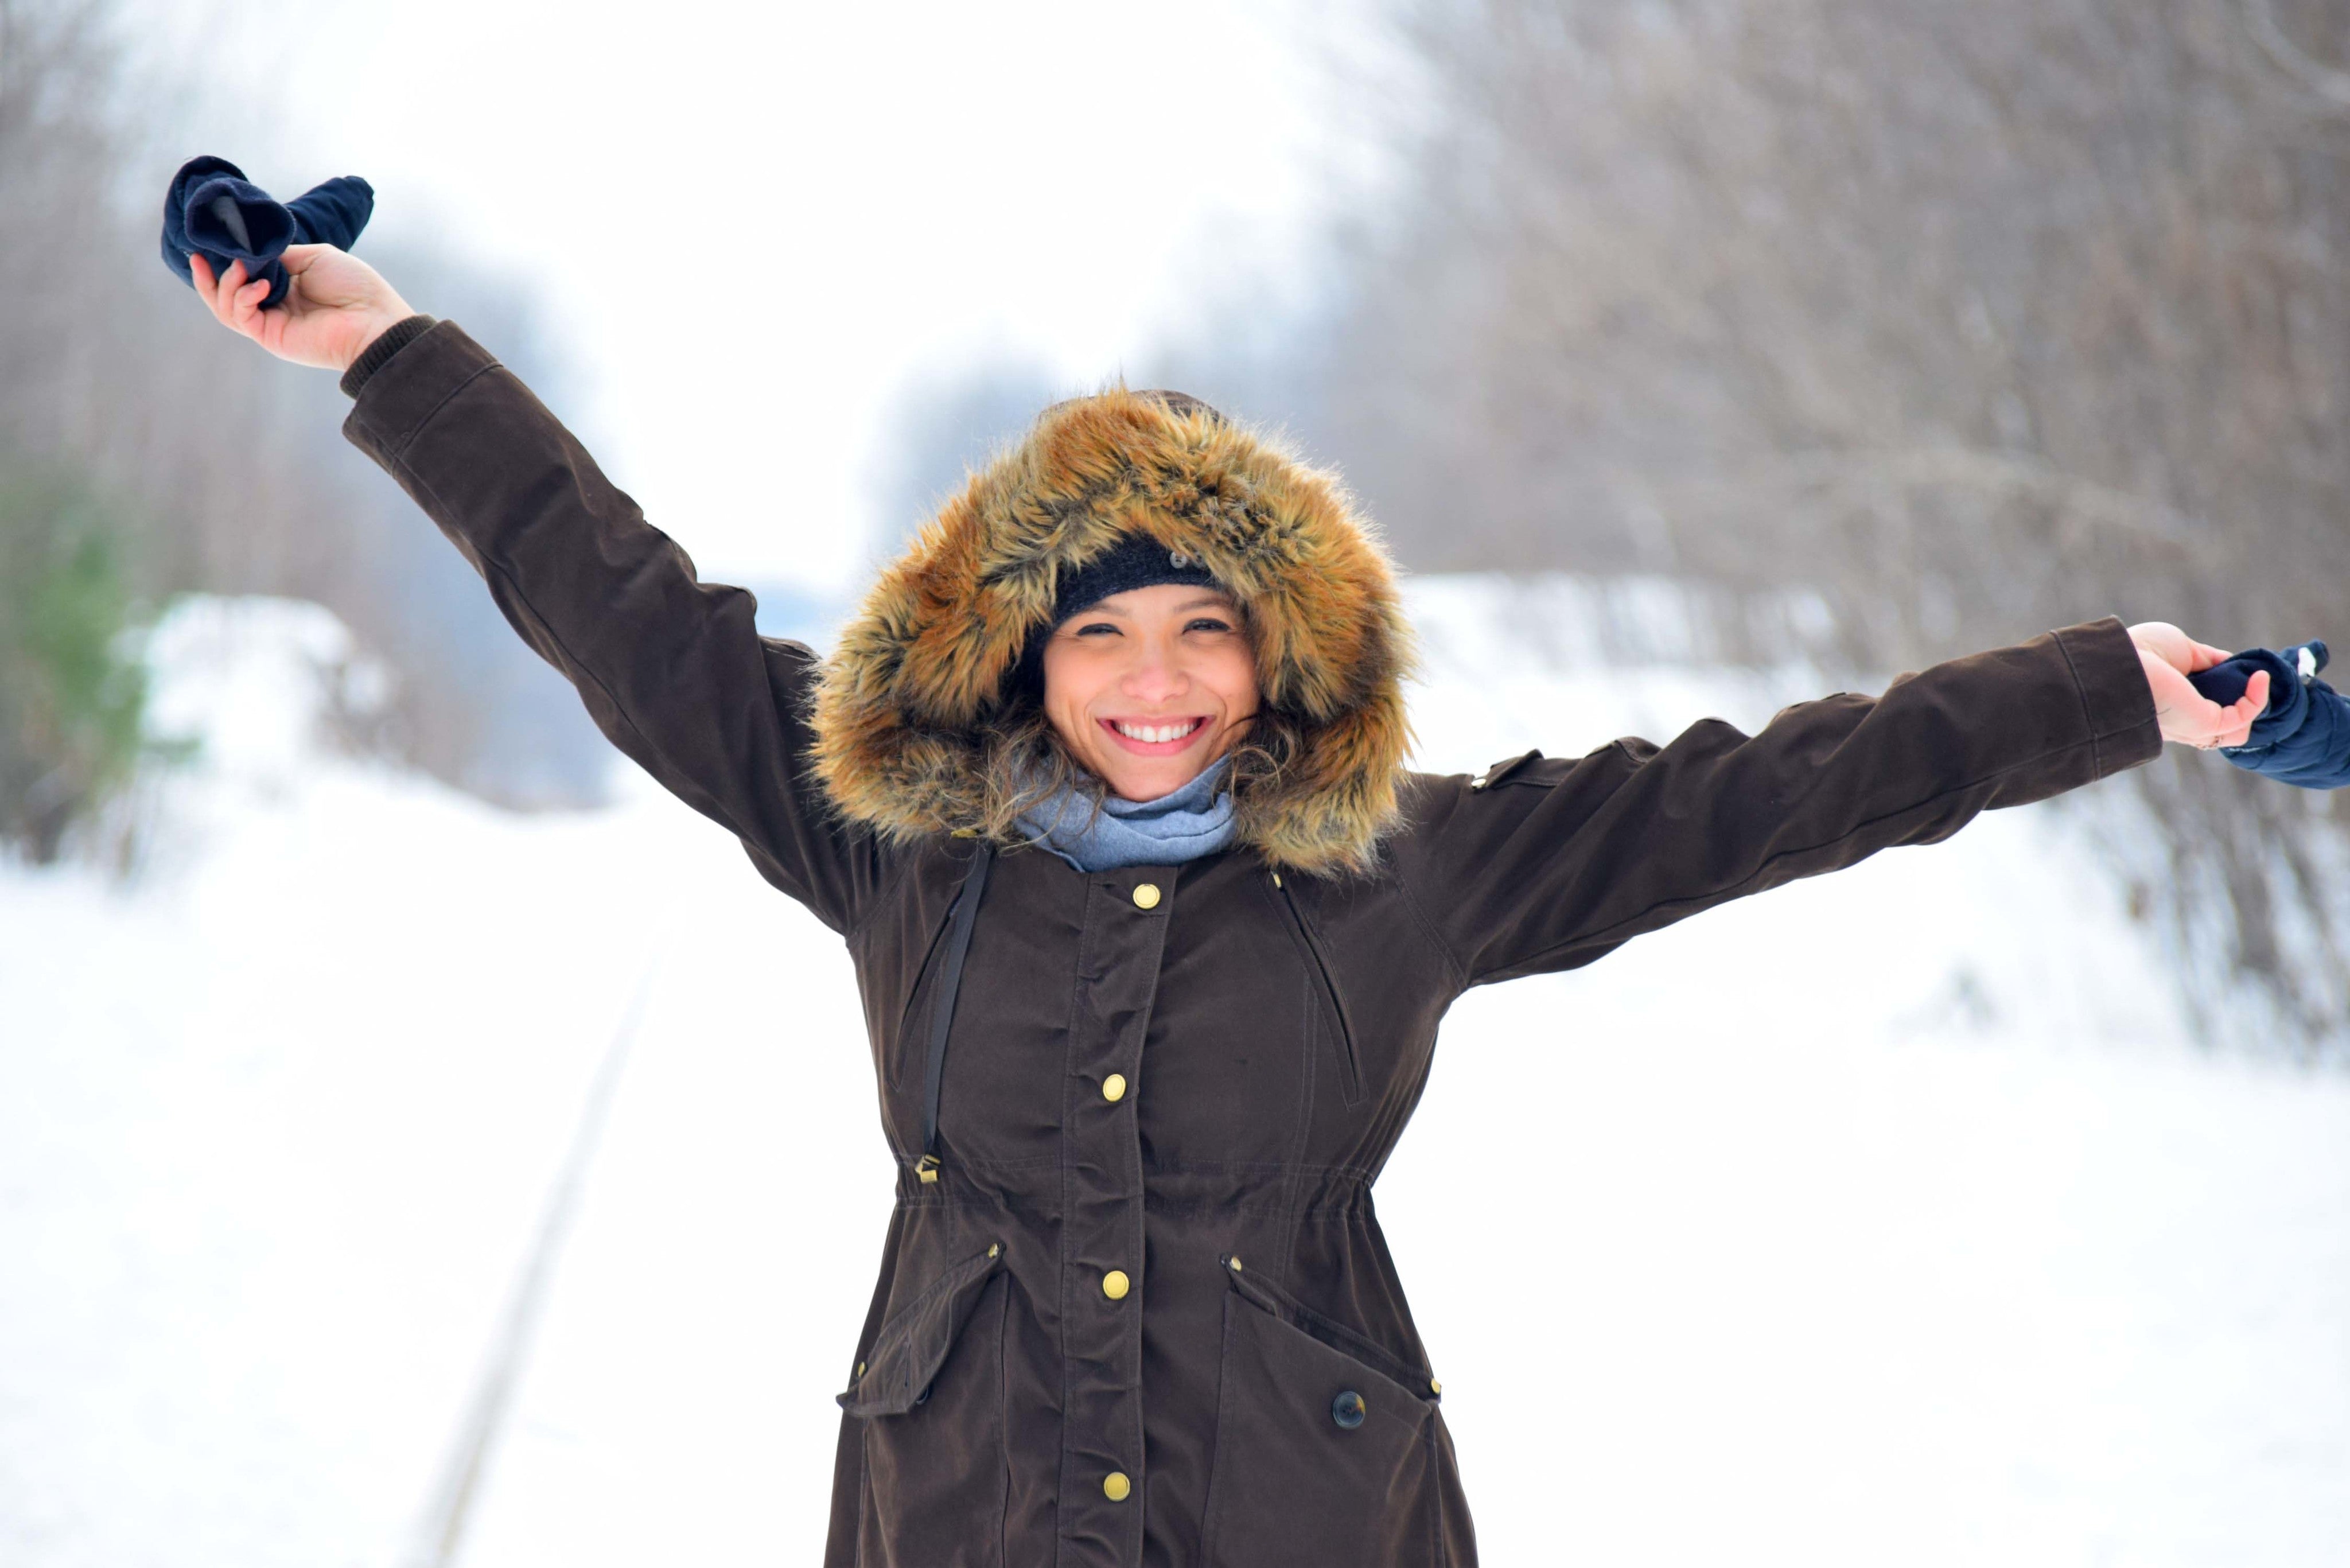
1120;645;1186;702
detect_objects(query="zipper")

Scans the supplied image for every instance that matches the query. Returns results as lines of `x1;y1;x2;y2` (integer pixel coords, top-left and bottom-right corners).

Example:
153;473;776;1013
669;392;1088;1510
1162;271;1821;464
1267;871;1364;1105
890;897;962;1090
913;841;996;1185
889;827;995;1079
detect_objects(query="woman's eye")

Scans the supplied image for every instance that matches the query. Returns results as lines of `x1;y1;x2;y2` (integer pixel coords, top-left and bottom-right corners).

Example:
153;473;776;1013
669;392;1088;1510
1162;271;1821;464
1188;618;1233;633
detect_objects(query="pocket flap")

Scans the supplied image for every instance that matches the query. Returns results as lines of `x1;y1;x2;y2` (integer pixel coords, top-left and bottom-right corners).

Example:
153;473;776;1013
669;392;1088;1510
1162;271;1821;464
838;1240;1005;1418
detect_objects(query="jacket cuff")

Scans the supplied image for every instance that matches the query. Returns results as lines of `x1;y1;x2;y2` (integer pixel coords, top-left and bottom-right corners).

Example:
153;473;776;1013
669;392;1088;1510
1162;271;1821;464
2053;615;2163;778
341;319;501;465
338;313;442;400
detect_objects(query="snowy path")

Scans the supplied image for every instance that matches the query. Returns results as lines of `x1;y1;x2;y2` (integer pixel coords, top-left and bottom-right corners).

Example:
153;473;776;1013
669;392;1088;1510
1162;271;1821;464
3;592;2346;1566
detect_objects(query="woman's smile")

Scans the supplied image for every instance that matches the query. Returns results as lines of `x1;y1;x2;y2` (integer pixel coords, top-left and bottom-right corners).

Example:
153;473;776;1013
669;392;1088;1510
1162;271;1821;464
1100;714;1209;754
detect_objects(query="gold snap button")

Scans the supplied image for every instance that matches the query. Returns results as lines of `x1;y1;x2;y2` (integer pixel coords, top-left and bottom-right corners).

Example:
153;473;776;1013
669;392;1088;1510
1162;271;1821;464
987;1242;1001;1258
1102;1072;1127;1103
1103;1470;1132;1502
1430;1378;1442;1394
1131;882;1161;910
1102;1269;1130;1301
855;1361;865;1377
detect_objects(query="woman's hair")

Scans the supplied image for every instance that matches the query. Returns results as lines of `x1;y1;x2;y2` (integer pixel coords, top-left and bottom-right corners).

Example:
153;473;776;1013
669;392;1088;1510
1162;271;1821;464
967;602;1308;845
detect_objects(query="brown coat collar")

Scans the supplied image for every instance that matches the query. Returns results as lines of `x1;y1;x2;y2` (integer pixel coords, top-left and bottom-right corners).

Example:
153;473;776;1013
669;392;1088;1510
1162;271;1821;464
809;388;1419;876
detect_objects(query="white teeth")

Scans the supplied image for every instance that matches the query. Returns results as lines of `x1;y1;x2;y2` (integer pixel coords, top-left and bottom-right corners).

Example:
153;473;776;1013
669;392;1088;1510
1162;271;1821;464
1114;718;1201;744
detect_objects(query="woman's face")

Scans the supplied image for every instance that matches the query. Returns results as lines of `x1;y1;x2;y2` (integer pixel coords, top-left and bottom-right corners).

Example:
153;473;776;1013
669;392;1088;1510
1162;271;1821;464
1040;583;1260;801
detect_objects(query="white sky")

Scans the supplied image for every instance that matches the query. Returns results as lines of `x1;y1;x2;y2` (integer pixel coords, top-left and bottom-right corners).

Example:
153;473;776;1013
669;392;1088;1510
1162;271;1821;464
135;0;1414;591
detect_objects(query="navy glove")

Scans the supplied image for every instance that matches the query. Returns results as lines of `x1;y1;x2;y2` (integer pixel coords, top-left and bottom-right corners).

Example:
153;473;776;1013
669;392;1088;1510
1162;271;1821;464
2187;640;2350;789
160;154;373;311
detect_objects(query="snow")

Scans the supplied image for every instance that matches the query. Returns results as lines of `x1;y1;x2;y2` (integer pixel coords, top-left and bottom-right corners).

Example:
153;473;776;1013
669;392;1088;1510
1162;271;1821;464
2;586;2346;1567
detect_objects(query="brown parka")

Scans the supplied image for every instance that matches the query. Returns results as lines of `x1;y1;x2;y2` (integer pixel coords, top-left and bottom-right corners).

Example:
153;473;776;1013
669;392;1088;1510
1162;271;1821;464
340;317;2165;1568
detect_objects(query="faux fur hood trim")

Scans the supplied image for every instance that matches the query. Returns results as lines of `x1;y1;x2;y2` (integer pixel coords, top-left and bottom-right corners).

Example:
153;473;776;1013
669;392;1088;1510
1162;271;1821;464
808;387;1421;877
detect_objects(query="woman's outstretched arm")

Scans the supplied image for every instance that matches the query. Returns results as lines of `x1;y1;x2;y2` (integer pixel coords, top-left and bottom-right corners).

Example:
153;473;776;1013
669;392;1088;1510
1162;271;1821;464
189;246;893;935
1390;616;2244;990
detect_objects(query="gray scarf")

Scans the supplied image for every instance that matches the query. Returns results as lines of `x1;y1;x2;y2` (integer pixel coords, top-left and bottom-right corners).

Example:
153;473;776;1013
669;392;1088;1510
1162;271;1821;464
1014;756;1239;871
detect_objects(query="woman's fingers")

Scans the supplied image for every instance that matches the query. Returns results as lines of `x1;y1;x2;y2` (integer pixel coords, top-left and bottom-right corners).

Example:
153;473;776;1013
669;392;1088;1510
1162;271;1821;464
278;244;324;309
2186;640;2234;672
2176;667;2270;749
227;264;270;336
240;276;270;332
2223;669;2274;742
216;258;244;322
193;254;234;320
189;253;271;338
2142;649;2262;748
193;246;404;371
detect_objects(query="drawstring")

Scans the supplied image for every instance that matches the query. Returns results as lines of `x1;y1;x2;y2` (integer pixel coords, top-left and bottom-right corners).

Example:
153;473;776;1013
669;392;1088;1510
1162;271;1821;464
916;839;997;1185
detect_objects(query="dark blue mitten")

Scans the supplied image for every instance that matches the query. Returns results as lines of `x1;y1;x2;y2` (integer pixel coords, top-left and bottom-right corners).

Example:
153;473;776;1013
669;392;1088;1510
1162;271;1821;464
2186;640;2350;789
159;155;374;311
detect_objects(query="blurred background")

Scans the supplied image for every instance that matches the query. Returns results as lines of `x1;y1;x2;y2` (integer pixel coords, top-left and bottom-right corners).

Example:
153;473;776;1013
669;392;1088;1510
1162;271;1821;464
5;0;2349;1562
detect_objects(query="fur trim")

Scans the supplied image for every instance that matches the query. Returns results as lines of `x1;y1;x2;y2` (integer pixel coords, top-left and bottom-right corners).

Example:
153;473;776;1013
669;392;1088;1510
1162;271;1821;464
810;387;1419;876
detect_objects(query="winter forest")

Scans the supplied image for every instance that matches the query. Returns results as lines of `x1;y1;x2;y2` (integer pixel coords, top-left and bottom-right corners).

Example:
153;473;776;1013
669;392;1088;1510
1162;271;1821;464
5;0;2349;1563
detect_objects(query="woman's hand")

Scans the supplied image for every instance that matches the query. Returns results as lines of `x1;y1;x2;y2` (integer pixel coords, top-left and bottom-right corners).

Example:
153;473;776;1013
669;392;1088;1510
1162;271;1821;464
2128;621;2270;750
186;243;415;374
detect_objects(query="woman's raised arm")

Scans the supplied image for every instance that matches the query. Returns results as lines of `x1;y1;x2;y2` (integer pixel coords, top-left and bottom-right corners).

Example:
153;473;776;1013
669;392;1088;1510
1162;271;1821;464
1390;616;2195;990
189;246;892;935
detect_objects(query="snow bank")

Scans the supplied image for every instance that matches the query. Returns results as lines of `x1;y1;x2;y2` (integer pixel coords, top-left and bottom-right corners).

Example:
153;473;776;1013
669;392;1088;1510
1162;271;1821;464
1;587;2344;1567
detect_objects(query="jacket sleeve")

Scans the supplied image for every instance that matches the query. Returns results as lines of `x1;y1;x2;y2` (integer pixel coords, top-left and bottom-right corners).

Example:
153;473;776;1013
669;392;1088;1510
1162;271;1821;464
340;318;892;936
1389;616;2163;989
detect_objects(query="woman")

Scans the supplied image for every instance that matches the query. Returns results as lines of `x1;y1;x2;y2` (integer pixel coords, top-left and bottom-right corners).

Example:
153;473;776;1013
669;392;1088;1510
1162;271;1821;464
190;245;2268;1568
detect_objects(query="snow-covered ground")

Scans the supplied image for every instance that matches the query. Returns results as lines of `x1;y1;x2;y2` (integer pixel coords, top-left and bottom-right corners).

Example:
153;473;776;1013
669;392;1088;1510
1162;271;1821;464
3;584;2347;1567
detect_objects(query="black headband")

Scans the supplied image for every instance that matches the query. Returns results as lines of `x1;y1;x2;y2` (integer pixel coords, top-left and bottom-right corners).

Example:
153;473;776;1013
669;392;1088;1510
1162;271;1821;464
1013;532;1232;698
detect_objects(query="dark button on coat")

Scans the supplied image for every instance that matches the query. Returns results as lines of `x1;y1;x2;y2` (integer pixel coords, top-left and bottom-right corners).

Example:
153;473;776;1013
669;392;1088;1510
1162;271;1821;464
343;321;2165;1567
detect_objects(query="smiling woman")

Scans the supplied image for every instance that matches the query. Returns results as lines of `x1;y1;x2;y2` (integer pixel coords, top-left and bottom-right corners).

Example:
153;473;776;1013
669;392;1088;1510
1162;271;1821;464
182;238;2281;1568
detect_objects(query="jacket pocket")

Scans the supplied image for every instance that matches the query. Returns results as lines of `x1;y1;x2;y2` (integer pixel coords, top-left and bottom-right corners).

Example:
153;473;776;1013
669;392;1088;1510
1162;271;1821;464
1197;1256;1443;1567
842;1240;1013;1567
838;1240;1005;1417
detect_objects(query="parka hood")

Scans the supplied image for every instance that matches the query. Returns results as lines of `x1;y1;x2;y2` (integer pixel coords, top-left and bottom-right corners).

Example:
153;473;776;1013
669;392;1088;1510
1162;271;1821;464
809;386;1420;876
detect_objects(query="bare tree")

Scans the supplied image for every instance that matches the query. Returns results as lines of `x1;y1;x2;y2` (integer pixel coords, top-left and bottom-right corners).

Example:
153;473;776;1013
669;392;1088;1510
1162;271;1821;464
1308;0;2350;1056
0;0;614;863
